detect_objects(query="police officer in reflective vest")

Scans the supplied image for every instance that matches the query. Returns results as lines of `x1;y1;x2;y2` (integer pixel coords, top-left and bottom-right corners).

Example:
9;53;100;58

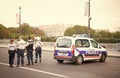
16;36;26;67
34;37;42;63
26;36;34;66
8;39;16;67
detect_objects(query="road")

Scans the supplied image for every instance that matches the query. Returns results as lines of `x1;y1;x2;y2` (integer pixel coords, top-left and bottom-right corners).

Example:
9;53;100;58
0;48;120;78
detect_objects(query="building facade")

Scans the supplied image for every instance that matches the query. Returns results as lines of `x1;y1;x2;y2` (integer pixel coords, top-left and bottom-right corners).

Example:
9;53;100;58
39;24;73;37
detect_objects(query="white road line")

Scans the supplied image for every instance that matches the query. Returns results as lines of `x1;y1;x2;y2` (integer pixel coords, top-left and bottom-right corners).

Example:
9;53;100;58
0;62;68;78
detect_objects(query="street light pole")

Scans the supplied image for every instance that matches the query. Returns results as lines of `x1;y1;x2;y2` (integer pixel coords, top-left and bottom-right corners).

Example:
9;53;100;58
19;6;21;35
88;0;91;37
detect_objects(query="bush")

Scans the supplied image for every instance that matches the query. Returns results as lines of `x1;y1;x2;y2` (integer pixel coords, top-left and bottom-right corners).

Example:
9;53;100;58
41;36;57;42
94;38;120;43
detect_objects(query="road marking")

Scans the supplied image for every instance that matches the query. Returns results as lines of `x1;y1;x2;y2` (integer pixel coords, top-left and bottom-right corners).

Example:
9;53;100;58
0;62;69;78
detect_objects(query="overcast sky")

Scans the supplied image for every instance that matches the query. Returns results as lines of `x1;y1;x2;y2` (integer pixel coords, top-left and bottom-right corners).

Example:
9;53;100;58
0;0;120;31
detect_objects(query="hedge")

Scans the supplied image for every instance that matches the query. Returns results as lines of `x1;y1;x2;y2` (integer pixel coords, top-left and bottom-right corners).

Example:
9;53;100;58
94;38;120;43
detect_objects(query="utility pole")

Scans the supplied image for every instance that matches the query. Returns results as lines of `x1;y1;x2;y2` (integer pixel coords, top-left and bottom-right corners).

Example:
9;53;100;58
88;0;91;37
19;6;21;35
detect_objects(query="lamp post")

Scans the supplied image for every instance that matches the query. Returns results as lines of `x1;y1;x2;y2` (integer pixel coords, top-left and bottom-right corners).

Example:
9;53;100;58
88;0;91;37
19;6;21;35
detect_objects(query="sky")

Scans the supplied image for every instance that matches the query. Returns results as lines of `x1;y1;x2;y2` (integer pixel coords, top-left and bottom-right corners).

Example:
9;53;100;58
0;0;120;32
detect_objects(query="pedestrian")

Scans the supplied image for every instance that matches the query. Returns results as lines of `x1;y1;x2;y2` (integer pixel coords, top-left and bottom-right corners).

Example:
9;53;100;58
16;36;26;67
26;36;34;66
8;39;16;67
34;36;42;63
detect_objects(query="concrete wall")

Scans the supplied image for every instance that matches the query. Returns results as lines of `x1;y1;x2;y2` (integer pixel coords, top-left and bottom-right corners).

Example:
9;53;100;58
99;43;120;51
0;39;120;52
43;42;120;52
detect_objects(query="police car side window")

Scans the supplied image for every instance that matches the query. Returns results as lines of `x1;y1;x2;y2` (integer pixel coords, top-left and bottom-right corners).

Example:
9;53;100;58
91;40;98;48
75;39;90;48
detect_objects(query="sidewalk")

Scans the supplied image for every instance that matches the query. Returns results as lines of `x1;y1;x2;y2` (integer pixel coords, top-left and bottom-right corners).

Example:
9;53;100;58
0;44;120;58
107;51;120;58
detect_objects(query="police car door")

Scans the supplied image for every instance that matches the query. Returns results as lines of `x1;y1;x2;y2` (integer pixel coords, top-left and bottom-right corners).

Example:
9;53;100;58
75;39;90;58
89;40;100;59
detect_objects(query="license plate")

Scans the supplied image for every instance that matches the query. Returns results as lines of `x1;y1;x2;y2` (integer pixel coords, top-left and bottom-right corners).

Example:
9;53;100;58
58;53;68;56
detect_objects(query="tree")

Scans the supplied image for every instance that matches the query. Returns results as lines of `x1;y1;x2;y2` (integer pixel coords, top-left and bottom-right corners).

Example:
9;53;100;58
32;27;45;36
64;27;74;36
8;27;19;39
64;25;95;36
0;24;11;39
114;31;120;38
8;23;46;39
97;30;114;38
20;23;32;35
73;25;88;34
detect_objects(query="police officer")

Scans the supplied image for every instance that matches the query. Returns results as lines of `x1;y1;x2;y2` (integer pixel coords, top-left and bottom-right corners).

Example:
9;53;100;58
16;36;26;67
8;39;16;67
34;36;42;63
26;36;34;66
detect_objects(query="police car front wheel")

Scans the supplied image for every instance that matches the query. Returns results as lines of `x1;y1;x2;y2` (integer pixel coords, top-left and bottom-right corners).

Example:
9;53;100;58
99;54;106;62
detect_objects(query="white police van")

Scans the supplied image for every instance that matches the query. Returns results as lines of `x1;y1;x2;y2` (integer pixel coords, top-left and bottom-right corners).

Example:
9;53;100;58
54;36;107;64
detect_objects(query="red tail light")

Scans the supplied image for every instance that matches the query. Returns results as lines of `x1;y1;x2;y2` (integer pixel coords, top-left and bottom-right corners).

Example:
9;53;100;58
71;45;75;55
54;44;56;56
54;44;56;52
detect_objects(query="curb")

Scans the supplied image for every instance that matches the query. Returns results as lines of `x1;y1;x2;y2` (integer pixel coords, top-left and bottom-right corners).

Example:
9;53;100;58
43;50;53;52
108;55;120;58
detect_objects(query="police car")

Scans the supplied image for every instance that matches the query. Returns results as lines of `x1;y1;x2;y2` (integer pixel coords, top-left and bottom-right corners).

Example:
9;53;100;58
54;36;107;64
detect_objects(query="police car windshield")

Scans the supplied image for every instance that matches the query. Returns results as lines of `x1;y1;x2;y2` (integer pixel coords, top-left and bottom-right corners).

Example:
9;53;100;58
57;38;72;48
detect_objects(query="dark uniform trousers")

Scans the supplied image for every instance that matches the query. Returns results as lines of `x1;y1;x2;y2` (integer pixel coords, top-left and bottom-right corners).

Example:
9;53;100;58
17;49;24;66
27;49;33;64
8;50;15;65
35;47;42;63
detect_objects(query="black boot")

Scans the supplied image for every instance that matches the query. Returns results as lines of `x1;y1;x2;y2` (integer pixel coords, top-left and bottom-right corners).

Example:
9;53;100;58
10;64;13;67
39;58;41;63
35;60;37;63
16;65;19;67
32;61;34;65
27;62;30;66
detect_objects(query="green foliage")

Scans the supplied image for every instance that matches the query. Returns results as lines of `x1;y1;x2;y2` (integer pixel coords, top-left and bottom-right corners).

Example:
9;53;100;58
20;23;32;35
0;23;46;39
64;25;120;43
64;25;95;36
73;25;88;34
19;23;45;37
41;36;56;42
0;23;120;43
0;24;11;39
64;27;74;36
113;31;120;38
31;27;45;36
96;30;114;38
8;27;19;39
95;38;120;43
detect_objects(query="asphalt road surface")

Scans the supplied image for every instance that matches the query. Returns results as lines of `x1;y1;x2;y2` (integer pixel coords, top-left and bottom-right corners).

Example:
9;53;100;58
0;48;120;78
